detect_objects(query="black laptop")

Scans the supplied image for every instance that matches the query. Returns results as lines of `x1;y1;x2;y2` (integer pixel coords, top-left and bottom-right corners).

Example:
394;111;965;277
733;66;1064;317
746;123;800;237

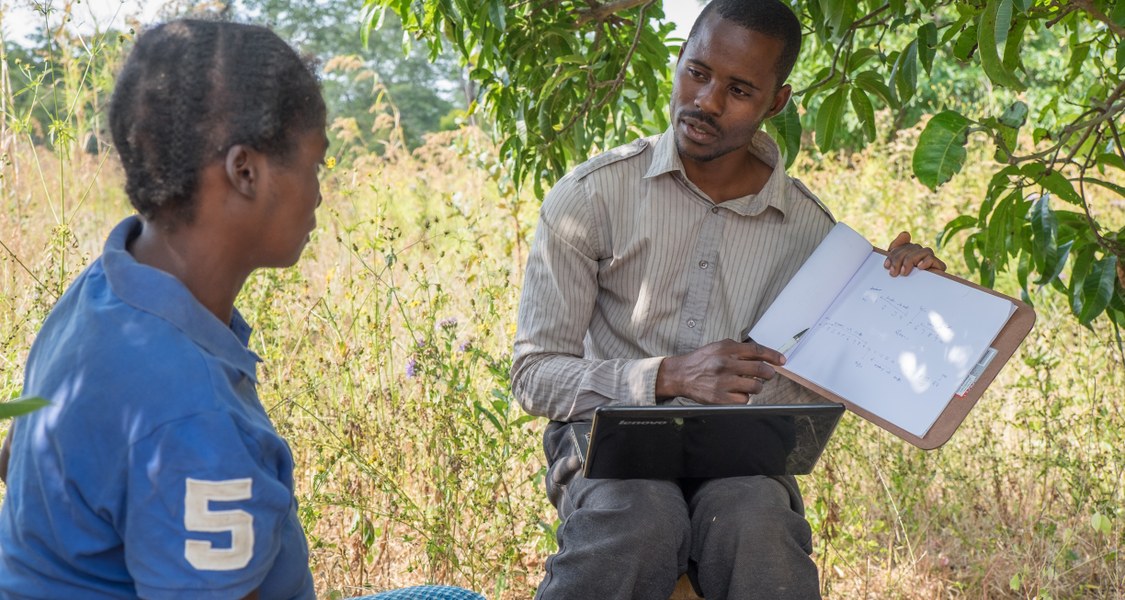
572;403;845;479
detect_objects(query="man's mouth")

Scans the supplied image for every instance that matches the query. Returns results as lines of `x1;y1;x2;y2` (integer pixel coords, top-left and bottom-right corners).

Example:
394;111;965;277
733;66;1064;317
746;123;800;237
679;115;718;142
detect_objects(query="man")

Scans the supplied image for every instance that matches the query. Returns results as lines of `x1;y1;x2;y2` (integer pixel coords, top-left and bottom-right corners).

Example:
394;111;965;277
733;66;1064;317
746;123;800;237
510;1;945;599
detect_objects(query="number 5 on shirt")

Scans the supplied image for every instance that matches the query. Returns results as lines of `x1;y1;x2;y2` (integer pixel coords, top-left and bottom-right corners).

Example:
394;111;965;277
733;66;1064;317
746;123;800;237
184;478;255;571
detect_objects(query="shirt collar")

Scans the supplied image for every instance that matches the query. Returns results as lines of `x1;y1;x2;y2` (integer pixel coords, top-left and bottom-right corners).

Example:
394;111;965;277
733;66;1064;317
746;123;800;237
643;126;794;217
101;216;262;382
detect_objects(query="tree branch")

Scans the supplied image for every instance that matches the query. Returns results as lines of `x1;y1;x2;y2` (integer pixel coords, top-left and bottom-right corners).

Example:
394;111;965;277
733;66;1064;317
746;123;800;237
558;2;652;136
795;28;852;96
1109;119;1125;166
794;3;890;97
577;0;652;26
1065;77;1125;164
1069;0;1125;37
1008;77;1125;163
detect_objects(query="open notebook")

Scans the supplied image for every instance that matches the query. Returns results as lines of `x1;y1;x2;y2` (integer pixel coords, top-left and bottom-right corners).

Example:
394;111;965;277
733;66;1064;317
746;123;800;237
748;222;1035;448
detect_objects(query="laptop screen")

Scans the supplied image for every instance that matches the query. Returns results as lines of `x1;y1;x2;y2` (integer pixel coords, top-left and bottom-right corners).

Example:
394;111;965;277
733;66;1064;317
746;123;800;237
579;403;844;479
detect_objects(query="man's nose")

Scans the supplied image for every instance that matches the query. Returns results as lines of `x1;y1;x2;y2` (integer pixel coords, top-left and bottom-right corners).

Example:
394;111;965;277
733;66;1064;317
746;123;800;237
695;82;723;115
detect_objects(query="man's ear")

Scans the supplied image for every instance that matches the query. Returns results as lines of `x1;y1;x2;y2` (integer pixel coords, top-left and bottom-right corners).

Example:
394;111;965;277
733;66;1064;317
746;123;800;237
224;144;258;198
766;84;792;119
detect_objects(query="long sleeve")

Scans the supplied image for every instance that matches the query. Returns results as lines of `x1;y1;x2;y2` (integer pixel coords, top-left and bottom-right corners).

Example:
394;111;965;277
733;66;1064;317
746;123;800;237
511;173;664;422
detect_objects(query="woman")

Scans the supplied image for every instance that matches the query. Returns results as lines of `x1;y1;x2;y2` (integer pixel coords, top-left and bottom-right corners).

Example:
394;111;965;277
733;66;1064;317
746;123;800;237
0;19;481;600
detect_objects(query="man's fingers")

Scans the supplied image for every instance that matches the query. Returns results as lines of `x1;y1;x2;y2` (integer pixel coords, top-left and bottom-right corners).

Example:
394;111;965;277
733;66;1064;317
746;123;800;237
887;231;911;250
884;239;946;277
738;339;785;365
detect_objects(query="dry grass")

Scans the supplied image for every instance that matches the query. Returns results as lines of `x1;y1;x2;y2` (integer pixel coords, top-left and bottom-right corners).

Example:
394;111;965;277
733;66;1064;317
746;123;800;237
1;81;1122;600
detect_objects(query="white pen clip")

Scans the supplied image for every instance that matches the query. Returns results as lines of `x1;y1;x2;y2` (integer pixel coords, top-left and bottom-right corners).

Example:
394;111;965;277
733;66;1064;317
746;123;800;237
778;327;809;355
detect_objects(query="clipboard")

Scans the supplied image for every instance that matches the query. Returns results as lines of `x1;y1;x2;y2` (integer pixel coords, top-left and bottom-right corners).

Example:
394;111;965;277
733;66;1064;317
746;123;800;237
776;249;1036;450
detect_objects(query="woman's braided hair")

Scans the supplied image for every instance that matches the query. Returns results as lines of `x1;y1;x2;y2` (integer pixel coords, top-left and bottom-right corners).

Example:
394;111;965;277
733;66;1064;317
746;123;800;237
109;19;326;226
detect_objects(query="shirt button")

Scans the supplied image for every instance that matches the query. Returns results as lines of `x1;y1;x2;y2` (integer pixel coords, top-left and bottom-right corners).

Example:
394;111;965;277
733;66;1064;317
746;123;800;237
687;319;696;328
710;206;719;214
699;261;709;270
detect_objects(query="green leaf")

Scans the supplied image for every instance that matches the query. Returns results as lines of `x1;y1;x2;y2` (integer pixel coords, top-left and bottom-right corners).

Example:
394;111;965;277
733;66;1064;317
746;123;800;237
1077;255;1118;324
1042;172;1083;206
918;23;938;74
984;191;1017;265
847;48;880;73
853;70;897;109
1002;17;1026;73
954;23;979;62
913;111;972;189
815;87;848;151
940;215;978;247
765;99;802;169
981;257;997;288
487;1;506;32
1027;194;1073;286
1065;41;1090;86
850;87;876;143
981;117;1017;162
963;232;983;272
1029;193;1058;275
1098;153;1125;172
891;40;918;104
802;67;836;108
1038;240;1073;286
999;101;1028;128
1112;1;1125;27
1021;163;1082;205
0;396;48;419
820;0;857;39
978;0;1027;90
1086;177;1125;197
1091;513;1113;536
1017;251;1032;302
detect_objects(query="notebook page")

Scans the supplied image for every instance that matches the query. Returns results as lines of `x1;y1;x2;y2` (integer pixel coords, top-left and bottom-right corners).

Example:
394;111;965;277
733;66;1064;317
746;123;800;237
748;222;872;350
785;252;1015;437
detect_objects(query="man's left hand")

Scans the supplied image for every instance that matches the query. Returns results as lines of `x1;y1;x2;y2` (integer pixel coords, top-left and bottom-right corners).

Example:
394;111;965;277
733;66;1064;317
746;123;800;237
884;231;946;276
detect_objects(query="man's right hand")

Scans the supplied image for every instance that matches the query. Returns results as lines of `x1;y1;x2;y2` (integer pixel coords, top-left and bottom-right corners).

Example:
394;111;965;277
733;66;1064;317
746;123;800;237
655;339;786;405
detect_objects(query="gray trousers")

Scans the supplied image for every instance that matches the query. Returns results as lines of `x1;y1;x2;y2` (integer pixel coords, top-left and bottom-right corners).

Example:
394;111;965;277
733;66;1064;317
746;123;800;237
536;421;820;600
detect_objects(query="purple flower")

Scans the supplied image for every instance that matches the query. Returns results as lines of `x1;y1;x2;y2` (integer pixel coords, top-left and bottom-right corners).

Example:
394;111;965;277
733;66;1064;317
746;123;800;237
406;357;417;378
439;317;458;329
458;339;472;352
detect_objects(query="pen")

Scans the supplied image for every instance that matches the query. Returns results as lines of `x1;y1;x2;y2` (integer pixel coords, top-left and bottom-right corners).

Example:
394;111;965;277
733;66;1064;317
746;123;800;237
778;327;809;355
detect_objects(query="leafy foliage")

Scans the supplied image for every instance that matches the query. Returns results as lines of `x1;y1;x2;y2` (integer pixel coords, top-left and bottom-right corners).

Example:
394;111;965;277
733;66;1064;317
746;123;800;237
365;0;1125;337
362;0;677;197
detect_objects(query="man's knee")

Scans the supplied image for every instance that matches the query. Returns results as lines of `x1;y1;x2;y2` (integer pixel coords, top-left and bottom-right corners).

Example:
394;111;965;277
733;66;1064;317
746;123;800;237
564;479;689;563
541;479;692;597
690;477;812;554
571;478;692;551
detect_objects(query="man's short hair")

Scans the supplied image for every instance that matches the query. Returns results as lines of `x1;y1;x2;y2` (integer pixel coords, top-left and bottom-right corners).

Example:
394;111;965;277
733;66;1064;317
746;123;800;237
688;0;803;89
